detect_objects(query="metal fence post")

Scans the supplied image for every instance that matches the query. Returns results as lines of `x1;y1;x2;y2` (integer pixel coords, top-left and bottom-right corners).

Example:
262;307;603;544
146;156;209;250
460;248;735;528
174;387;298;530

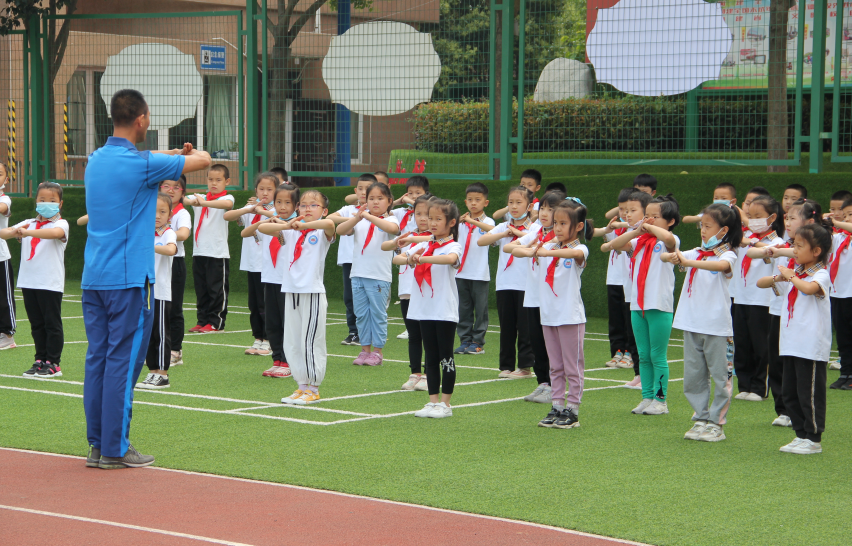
28;14;43;186
499;1;513;180
685;88;699;152
245;0;259;184
809;0;827;173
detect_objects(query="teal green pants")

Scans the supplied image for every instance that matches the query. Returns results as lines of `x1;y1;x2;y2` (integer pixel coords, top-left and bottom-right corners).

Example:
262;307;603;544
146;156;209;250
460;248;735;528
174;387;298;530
631;310;673;401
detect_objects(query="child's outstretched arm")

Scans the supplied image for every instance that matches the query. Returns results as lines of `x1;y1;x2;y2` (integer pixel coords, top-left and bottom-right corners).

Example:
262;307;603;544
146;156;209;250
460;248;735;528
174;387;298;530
392;253;410;265
682;215;701;224
833;219;852;232
293;217;336;240
536;246;586;265
190;193;234;211
0;227;19;240
223;198;258;221
336;212;361;236
604;206;620;220
154;242;178;256
255;217;291;236
77;214;89;226
362;211;400;235
511;245;537;258
491;206;509;221
477;227;512;246
20;225;66;240
642;222;677;251
460;212;495;232
344;194;359;205
665;249;731;272
603;226;641;252
419;253;459;266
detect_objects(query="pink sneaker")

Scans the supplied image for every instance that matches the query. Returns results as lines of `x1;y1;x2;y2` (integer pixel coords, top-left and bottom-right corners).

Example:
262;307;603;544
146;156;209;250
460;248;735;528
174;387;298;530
364;351;383;366
268;363;292;378
353;350;370;365
624;375;642;390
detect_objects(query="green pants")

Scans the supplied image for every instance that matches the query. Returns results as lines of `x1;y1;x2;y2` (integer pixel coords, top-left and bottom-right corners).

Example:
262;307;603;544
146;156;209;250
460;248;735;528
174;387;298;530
631;309;673;401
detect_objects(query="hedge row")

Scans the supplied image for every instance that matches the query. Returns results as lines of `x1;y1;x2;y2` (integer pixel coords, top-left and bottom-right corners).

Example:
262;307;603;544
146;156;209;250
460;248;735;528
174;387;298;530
411;96;851;154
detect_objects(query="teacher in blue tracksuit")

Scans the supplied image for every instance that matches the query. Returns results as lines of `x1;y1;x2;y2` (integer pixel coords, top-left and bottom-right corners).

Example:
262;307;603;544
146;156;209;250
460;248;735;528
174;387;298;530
82;89;211;469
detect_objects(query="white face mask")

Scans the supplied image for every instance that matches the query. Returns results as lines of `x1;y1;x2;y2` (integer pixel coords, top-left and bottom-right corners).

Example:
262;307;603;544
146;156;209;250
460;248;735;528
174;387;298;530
748;218;769;233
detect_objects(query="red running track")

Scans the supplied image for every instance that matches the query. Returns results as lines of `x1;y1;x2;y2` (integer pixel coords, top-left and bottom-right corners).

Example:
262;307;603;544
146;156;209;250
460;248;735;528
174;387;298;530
0;448;648;546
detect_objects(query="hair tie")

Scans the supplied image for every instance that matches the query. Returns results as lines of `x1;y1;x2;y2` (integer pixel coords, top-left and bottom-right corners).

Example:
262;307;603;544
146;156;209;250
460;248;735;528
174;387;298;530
565;196;585;207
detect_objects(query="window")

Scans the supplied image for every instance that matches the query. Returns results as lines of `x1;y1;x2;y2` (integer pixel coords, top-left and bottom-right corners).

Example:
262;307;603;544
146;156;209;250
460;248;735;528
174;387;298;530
65;69;110;157
203;75;237;156
335;108;367;165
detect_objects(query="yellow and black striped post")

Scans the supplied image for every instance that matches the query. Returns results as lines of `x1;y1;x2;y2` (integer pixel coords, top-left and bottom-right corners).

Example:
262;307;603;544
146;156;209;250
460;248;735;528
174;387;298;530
63;102;68;163
6;100;15;184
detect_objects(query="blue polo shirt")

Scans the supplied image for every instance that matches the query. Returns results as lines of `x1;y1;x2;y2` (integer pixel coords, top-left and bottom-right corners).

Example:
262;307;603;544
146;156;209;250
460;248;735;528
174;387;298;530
82;137;185;290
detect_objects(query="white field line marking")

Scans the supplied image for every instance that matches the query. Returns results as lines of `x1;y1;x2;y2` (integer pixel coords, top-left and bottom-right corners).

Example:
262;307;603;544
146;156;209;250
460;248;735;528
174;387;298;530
227;405;376;417
16;316;84;323
0;505;256;546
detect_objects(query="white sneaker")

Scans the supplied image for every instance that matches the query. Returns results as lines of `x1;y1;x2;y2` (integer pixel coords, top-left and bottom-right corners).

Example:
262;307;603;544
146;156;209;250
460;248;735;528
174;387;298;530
772;414;792;427
414;402;436;418
170;350;183;366
401;374;421;391
245;339;263;355
698;423;726;442
605;351;623;368
684;421;707;440
788;439;822;455
642;400;669;415
256;340;272;356
397;330;409;340
631;399;654;414
779;437;805;453
427;402;453;418
744;393;765;401
734;391;750;400
623;376;642;390
829;360;841;370
414;376;429;391
0;333;17;350
136;372;155;388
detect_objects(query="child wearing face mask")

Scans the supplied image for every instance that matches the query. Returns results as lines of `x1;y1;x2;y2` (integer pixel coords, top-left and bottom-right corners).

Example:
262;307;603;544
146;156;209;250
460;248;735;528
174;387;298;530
0;161;16;350
0;182;69;377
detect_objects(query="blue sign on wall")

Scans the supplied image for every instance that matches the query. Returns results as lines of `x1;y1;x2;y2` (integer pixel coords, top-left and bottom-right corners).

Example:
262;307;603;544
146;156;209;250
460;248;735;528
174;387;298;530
200;45;226;71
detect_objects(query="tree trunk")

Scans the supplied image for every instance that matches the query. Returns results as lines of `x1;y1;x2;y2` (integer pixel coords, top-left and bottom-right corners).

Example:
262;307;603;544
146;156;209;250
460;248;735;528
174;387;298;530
268;31;292;170
493;7;502;180
767;0;792;173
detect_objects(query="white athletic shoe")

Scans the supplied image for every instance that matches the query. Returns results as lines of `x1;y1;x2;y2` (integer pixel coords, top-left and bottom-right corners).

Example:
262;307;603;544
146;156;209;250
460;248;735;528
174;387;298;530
631;399;654;414
414;403;436;418
772;414;792;427
170;350;183;366
245;339;263;355
642;400;669;415
136;372;155;389
623;376;642;390
743;393;765;401
401;374;421;391
734;392;750;400
397;330;409;340
829;360;841;370
427;402;453;418
698;424;726;442
684;421;707;440
255;340;272;356
414;376;429;391
779;437;805;453
788;439;822;455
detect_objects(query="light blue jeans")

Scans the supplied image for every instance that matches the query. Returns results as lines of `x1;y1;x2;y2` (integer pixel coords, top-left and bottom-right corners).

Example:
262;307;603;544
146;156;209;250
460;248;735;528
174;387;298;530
351;276;391;349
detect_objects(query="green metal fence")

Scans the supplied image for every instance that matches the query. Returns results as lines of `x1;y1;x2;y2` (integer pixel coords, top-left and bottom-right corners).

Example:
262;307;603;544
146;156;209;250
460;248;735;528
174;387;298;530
1;30;27;196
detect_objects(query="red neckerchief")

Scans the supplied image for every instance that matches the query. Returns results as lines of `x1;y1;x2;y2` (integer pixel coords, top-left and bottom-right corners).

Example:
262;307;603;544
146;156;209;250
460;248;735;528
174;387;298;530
686;249;716;297
413;238;454;296
740;229;775;285
401;231;430;274
532;228;555;271
289;229;311;269
251;203;275;225
830;230;851;284
171;203;185;218
786;265;825;326
269;233;283;268
503;222;530;270
457;216;486;274
630;233;658;312
532;198;539;206
361;214;389;255
399;208;414;232
544;240;581;296
27;219;52;260
194;190;228;243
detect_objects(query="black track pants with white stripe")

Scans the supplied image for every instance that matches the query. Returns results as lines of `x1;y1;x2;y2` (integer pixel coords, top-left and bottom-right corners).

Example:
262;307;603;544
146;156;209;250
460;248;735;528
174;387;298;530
0;259;16;336
192;256;229;329
146;299;172;371
283;293;327;387
782;356;827;443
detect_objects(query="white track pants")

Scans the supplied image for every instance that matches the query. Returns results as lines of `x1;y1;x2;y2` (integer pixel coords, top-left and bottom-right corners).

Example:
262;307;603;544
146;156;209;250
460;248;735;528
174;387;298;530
283;292;327;387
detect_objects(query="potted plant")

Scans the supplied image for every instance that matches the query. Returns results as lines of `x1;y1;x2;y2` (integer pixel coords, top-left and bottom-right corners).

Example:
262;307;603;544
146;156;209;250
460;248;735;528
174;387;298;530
228;141;239;161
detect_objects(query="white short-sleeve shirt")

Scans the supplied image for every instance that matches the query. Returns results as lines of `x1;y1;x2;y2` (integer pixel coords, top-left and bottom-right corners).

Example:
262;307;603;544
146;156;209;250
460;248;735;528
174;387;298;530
397;233;430;297
538;241;588;326
605;230;625;286
456;215;496;282
171;207;192;259
335;204;360;265
0;194;11;262
733;232;783;307
621;227;637;303
14;217;69;293
236;211;266;273
516;228;556;308
258;231;287;285
154;228;177;301
405;240;462;322
349;215;400;283
279;228;334;294
672;247;737;336
629;234;680;313
192;194;235;259
830;231;852;298
392;207;417;235
493;221;541;291
779;267;832;362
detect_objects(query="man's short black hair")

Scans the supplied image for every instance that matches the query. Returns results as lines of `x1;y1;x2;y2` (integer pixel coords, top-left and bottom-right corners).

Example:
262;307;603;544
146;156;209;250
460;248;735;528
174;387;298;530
110;89;148;127
633;173;658;191
465;182;489;197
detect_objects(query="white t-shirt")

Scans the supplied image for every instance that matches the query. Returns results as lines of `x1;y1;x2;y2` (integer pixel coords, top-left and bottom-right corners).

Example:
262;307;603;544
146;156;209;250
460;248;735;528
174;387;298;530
768;244;794;316
493;221;541;291
621;227;637;303
236;211;266;273
733;232;783;307
349;215;400;283
392;207;416;235
405;240;462;322
192;194;235;259
258;231;287;285
171;207;192;259
335;204;360;265
154;228;177;301
0;195;11;262
14;217;69;293
629;234;680;313
779;268;832;362
456;216;496;282
517;228;555;308
605;231;626;286
279;228;334;294
672;247;737;336
538;242;588;326
397;234;429;297
830;231;852;298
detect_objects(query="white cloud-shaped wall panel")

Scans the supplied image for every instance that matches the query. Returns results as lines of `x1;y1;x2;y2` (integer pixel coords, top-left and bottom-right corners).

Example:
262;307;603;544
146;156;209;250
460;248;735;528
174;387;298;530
322;21;441;116
100;43;203;130
587;0;732;96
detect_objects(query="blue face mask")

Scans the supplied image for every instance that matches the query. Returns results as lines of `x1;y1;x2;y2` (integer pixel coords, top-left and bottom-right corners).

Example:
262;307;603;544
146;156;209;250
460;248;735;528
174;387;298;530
285;211;298;221
36;202;60;218
509;211;528;221
702;228;725;249
713;199;731;206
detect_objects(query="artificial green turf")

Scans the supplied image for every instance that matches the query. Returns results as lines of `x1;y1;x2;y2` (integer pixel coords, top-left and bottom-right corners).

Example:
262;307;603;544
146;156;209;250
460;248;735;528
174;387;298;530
0;284;848;546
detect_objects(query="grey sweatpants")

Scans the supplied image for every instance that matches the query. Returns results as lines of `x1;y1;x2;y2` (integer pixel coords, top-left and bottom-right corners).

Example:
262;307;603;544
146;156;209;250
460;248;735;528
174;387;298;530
456;278;489;346
683;331;731;425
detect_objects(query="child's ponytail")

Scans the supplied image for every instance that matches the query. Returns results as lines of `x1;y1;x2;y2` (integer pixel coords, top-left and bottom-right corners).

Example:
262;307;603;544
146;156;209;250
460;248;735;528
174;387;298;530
790;198;833;231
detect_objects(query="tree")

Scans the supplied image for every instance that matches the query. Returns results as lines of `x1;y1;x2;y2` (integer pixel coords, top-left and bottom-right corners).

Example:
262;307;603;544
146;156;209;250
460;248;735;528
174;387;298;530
766;0;793;172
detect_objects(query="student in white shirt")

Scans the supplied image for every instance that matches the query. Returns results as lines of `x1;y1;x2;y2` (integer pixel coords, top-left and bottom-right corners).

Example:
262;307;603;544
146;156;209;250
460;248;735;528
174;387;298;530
249;184;299;378
224;173;278;356
477;186;540;378
490;169;543;223
159;175;192;366
757;224;833;455
395;199;462;419
829;196;852;389
454;182;495;356
383;194;433;391
137;193;178;390
336;182;400;366
515;199;592;429
606;194;680;416
185;164;235;333
666;204;741;442
328;174;374;346
0;182;69;377
0;160;16;350
504;190;564;404
260;190;336;406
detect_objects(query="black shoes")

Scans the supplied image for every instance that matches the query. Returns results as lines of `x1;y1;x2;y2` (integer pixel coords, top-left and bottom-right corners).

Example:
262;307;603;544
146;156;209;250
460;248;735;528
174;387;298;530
86;445;101;468
538;407;561;428
553;408;580;429
98;444;155;469
830;376;848;390
341;333;360;346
